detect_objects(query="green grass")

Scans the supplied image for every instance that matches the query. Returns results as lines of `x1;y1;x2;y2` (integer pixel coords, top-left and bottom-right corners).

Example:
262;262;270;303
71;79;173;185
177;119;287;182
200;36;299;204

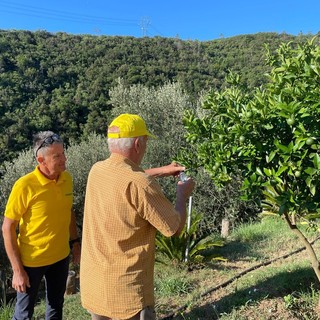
1;215;320;319
0;302;14;320
32;294;90;320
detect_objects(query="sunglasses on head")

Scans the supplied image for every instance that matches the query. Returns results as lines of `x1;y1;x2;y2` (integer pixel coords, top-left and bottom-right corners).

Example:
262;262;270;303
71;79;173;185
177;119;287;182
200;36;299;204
35;134;62;157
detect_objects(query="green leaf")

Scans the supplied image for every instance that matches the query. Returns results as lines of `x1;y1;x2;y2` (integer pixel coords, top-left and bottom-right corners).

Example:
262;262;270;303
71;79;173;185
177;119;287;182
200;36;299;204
313;153;320;169
263;168;272;177
256;167;264;177
305;167;317;176
250;172;257;182
304;213;320;221
292;140;305;152
274;176;284;184
310;184;316;196
266;151;276;163
275;165;288;177
274;140;290;153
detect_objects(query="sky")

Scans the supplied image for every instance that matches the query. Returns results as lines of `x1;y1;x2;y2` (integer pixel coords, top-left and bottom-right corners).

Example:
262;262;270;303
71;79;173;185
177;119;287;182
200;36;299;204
0;0;319;41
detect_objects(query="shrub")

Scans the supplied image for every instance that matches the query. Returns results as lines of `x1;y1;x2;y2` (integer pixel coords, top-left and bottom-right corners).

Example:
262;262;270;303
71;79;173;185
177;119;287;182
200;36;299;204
156;212;225;265
65;133;109;227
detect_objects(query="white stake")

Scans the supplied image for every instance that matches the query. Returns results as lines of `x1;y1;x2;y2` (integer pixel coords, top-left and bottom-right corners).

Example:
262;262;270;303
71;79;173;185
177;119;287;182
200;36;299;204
179;172;193;262
184;195;193;262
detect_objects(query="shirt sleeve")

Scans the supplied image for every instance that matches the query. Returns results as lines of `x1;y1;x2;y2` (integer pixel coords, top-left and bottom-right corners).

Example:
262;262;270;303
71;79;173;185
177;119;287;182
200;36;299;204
4;180;28;221
136;179;181;237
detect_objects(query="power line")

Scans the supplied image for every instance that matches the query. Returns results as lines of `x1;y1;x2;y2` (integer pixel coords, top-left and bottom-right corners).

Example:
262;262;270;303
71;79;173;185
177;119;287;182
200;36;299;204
0;0;165;37
0;0;139;27
149;25;164;37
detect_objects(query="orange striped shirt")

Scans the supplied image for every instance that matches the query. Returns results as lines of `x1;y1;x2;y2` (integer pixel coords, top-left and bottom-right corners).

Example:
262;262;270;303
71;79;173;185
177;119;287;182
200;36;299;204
80;153;180;318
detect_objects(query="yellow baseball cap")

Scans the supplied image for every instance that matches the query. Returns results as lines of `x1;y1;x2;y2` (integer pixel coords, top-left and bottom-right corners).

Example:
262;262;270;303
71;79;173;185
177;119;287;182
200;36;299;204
107;114;156;139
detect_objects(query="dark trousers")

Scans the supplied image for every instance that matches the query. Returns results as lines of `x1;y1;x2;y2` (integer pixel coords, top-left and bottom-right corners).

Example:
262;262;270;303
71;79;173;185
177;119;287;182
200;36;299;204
13;256;69;320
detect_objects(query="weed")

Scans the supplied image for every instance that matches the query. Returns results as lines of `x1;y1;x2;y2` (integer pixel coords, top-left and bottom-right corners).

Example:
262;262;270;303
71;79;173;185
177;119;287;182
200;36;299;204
0;300;14;320
155;274;194;297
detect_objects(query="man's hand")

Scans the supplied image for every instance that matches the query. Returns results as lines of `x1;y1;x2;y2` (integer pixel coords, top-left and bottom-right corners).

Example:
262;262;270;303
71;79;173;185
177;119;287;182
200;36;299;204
163;162;186;177
12;269;30;293
2;217;30;293
177;177;195;200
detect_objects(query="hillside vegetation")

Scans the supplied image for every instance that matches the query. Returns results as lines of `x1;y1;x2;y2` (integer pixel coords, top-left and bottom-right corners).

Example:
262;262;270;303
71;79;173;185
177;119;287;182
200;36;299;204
0;30;307;163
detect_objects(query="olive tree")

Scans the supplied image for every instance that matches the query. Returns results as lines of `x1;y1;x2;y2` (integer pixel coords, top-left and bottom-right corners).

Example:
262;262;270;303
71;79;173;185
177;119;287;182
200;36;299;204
179;38;320;280
109;80;194;202
109;79;192;163
65;133;109;227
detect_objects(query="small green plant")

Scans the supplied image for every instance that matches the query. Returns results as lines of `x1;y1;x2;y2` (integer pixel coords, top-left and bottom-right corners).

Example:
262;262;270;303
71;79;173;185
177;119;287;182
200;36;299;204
155;275;194;297
0;300;14;320
283;292;299;309
156;212;225;264
283;286;320;319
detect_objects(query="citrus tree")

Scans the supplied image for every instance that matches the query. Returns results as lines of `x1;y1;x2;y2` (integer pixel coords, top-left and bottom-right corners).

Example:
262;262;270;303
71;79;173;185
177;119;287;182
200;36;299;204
178;38;320;280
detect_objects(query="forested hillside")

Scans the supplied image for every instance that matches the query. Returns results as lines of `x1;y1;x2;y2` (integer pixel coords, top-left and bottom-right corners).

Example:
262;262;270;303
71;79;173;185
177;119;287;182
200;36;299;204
0;30;309;163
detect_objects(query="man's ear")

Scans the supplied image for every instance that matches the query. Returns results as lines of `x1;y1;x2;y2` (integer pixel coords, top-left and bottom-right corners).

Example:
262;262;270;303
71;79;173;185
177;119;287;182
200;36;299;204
37;155;44;164
134;137;140;153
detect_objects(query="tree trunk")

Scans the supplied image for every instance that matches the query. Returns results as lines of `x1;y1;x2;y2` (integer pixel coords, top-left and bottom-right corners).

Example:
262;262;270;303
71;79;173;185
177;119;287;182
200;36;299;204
283;211;320;282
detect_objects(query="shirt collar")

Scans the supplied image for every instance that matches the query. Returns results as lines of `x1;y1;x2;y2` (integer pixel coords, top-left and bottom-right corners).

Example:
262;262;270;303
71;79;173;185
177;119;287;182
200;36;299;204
34;165;67;186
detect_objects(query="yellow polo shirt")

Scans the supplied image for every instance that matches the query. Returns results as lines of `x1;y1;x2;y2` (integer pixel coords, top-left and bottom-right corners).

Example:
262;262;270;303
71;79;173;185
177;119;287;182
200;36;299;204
4;166;73;267
80;154;180;319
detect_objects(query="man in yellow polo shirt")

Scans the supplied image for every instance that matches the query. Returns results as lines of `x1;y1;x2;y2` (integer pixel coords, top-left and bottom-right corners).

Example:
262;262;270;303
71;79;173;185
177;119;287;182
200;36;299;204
1;131;80;320
80;114;195;320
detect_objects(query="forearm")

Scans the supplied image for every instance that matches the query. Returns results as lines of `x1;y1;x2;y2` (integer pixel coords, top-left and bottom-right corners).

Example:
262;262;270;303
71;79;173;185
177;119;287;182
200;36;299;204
2;218;31;292
145;163;185;178
145;167;165;178
2;222;24;272
174;198;187;236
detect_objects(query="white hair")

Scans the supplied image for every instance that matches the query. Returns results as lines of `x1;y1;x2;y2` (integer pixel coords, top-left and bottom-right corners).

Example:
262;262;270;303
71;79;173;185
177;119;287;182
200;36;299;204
107;137;135;153
107;136;145;153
